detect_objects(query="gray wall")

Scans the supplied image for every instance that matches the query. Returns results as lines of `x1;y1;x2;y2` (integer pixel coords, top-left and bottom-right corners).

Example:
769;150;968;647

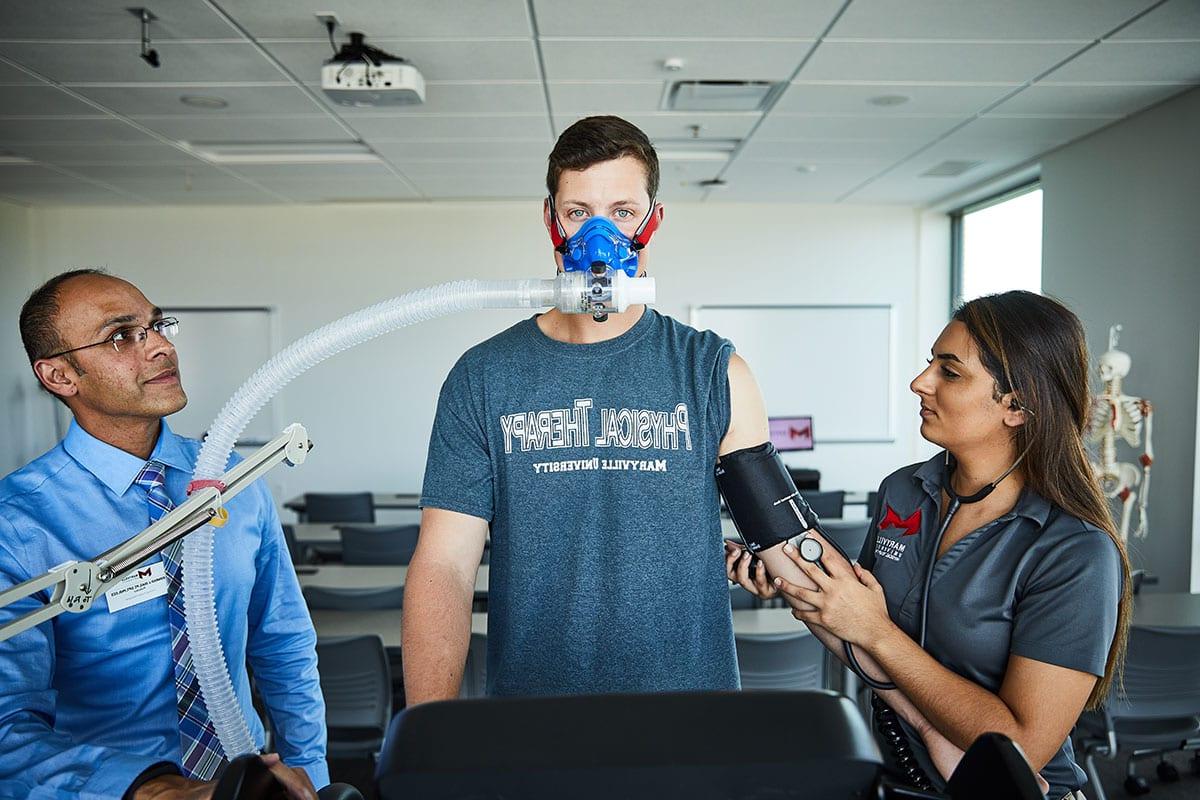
1042;87;1200;591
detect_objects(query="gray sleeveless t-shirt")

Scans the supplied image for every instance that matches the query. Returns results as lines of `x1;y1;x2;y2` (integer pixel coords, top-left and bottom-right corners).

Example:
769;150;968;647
420;308;739;696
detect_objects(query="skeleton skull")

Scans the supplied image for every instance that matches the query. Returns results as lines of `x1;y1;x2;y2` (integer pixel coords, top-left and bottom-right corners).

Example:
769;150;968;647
1098;347;1131;382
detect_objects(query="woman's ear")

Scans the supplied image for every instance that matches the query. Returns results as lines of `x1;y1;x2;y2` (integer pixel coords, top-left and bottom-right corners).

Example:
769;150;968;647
1001;393;1031;428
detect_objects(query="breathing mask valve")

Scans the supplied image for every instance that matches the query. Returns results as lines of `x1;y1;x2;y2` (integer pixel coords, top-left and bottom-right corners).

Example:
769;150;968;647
549;199;660;322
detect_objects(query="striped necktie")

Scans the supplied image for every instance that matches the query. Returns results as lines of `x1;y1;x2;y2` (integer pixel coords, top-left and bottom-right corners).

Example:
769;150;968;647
134;460;227;780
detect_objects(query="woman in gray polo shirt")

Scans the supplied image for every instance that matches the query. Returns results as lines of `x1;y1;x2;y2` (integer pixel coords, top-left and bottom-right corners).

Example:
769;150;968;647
728;291;1131;799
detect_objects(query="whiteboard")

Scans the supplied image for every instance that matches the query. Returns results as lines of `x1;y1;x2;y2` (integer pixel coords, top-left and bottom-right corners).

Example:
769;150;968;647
691;305;895;443
163;307;276;446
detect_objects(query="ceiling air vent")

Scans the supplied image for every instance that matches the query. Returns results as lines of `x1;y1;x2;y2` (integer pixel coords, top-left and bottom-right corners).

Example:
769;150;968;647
920;160;983;178
664;80;781;112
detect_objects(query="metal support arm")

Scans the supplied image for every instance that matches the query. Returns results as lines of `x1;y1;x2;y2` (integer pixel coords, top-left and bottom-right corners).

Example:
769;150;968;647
0;423;310;643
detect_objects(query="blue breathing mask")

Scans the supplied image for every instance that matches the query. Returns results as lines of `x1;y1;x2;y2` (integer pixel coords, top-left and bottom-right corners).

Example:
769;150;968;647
559;216;640;277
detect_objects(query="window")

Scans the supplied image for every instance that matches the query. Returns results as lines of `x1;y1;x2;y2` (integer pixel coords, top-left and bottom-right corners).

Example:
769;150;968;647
951;183;1042;306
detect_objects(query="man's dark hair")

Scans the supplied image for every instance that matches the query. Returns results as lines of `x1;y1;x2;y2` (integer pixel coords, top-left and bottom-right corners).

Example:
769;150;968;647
19;268;108;365
546;115;660;200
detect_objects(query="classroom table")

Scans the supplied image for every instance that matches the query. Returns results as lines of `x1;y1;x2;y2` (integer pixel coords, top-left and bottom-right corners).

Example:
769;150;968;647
291;522;399;545
285;493;421;519
1131;591;1200;629
298;564;490;595
309;607;805;650
286;491;872;520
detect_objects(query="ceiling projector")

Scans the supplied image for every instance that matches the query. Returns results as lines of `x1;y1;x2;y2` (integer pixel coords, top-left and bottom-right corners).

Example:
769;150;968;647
321;32;425;108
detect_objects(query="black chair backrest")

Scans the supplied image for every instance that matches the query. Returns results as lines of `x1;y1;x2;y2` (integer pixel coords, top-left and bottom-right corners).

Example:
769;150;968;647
316;635;391;745
787;467;821;491
729;585;757;610
822;520;870;563
735;631;825;691
1108;625;1200;719
304;492;375;523
804;490;846;519
340;525;420;565
281;524;303;565
303;585;405;610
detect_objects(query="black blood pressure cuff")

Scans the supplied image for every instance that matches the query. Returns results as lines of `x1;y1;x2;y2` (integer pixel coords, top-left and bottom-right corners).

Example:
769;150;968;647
716;442;819;553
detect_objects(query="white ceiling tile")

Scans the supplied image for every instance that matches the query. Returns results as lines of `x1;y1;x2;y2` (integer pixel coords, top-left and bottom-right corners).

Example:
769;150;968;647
800;41;1082;83
0;85;106;115
994;83;1193;116
0;60;41;83
844;150;1035;206
1113;1;1200;40
387;158;544;178
0;42;282;84
0;183;145;205
0;117;148;143
957;114;1120;144
252;177;420;202
373;139;551;160
0;163;82;181
104;172;258;193
755;113;959;140
412;172;545;199
354;114;550;140
775;82;1014;115
739;137;927;161
0;1;238;40
719;160;893;202
533;0;843;38
547;82;665;114
830;0;1158;40
6;141;199;164
262;39;540;82
540;40;813;81
333;82;545;115
226;163;397;180
553;113;759;140
656;184;709;202
219;0;532;38
136;115;351;141
62;163;227;182
72;85;320;117
1041;41;1200;83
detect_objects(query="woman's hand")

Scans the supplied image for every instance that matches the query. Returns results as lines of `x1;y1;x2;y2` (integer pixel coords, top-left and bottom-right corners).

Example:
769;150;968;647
723;540;780;599
771;531;893;647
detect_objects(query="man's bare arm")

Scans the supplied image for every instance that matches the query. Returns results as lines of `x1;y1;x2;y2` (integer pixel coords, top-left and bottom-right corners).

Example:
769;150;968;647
400;508;488;705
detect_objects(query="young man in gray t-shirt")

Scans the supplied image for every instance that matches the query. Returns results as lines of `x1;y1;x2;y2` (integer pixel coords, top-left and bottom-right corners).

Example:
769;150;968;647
402;116;771;701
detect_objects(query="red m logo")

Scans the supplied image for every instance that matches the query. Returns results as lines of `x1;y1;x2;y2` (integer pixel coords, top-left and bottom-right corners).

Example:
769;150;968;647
137;568;152;579
879;506;922;536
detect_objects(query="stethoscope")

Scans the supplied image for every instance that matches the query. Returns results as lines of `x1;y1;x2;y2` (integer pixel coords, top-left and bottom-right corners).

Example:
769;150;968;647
795;447;1031;692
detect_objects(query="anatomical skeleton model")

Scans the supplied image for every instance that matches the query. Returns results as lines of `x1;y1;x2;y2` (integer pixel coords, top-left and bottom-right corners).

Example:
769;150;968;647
1088;325;1154;541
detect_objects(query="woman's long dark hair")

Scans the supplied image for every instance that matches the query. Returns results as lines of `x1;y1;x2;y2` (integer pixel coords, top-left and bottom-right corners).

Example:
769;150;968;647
954;290;1131;709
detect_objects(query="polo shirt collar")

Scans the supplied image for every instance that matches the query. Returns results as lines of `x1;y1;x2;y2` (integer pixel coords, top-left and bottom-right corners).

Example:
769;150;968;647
911;450;1052;527
63;419;192;496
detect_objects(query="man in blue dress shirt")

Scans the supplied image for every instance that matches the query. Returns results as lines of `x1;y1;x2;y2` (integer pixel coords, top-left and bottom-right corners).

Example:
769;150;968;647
0;270;327;799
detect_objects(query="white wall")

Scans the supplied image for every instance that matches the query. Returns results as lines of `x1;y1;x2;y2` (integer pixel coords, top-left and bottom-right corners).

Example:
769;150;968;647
1041;87;1200;592
12;201;945;515
0;200;56;476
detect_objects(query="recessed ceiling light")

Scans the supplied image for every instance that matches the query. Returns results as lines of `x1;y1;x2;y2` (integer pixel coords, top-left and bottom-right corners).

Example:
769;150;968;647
662;57;686;72
795;164;817;174
180;95;229;109
868;94;910;107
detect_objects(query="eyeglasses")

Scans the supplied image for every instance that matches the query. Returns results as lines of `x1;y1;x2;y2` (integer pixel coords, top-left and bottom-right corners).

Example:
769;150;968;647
45;317;180;359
